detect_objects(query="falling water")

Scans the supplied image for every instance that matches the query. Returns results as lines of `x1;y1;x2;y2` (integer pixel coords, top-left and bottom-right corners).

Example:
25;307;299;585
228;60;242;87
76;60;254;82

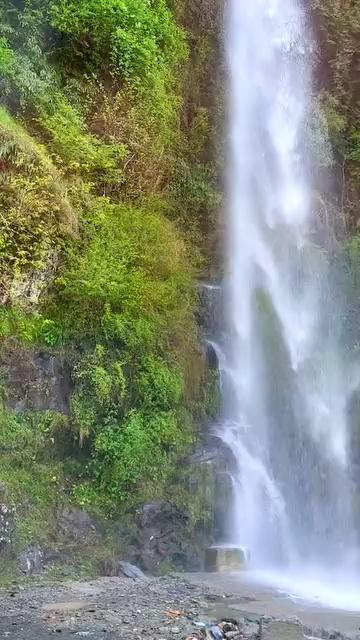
219;0;360;602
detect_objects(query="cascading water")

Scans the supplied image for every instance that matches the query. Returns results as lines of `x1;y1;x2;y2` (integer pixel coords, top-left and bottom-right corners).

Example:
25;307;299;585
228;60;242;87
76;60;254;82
219;0;360;603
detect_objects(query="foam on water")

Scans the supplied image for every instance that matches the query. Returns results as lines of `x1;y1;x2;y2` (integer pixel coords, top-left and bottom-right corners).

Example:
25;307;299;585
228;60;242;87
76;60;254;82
247;569;360;612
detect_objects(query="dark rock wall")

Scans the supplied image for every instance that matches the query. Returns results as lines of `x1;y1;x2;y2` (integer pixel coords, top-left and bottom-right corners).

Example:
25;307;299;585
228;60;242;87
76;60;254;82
1;342;72;413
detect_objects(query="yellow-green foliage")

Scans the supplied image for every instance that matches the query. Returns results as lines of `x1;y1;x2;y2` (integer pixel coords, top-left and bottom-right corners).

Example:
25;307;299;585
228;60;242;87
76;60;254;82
0;107;76;298
39;97;128;191
56;200;195;341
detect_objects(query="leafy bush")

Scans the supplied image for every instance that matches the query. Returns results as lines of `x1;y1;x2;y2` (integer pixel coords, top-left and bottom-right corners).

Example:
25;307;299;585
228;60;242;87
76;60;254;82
92;409;191;503
0;410;68;462
54;199;195;341
50;0;187;84
0;308;61;346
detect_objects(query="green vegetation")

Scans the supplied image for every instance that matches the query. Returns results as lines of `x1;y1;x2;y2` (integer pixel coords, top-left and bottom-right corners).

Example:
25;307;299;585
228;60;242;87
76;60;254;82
49;201;201;507
0;0;222;562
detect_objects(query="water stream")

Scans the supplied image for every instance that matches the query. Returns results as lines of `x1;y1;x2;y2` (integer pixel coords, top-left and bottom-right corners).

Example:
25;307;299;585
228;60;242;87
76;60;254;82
219;0;360;607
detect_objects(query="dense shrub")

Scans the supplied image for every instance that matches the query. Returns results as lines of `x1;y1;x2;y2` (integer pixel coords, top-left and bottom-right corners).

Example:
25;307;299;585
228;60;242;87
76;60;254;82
50;0;187;84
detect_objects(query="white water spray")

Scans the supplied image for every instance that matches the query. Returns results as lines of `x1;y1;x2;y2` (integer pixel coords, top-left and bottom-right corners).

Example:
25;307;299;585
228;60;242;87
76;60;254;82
219;0;360;605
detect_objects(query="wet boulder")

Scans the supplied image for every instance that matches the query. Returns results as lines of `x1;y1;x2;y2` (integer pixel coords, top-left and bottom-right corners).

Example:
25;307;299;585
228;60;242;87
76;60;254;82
1;342;71;414
197;283;224;335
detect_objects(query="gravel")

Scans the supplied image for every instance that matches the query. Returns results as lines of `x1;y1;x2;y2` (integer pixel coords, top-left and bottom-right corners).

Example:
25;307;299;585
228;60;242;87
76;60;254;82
0;575;227;639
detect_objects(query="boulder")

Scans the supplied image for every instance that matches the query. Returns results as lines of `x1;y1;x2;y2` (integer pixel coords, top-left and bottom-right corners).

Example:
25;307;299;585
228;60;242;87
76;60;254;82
17;546;44;576
9;251;59;308
186;440;236;542
57;508;100;544
197;282;224;335
103;559;146;579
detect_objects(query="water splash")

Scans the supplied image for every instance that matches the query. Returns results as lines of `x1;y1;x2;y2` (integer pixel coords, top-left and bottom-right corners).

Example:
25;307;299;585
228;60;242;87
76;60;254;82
220;0;360;597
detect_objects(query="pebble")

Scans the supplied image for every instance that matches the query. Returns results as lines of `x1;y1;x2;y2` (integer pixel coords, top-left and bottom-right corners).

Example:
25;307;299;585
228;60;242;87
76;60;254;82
171;627;181;634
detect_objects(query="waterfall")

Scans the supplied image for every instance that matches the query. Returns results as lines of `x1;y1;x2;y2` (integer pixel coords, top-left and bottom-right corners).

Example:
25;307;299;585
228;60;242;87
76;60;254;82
220;0;359;585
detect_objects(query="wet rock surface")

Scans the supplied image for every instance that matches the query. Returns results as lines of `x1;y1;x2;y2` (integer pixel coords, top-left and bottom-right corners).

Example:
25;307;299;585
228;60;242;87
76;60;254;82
197;283;223;336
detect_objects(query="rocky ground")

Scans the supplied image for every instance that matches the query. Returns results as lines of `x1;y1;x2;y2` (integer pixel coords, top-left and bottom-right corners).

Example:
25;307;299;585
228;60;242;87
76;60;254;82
1;573;216;639
0;571;358;640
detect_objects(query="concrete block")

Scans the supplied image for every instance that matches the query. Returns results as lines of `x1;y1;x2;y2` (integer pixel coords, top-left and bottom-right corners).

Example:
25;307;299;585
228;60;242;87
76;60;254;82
205;545;249;572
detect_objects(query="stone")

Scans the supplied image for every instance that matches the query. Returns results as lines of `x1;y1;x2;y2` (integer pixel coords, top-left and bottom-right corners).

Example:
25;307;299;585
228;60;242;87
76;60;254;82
9;251;59;308
208;626;225;640
57;508;99;543
260;621;304;640
205;545;249;572
17;546;44;576
102;559;145;579
185;439;237;544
